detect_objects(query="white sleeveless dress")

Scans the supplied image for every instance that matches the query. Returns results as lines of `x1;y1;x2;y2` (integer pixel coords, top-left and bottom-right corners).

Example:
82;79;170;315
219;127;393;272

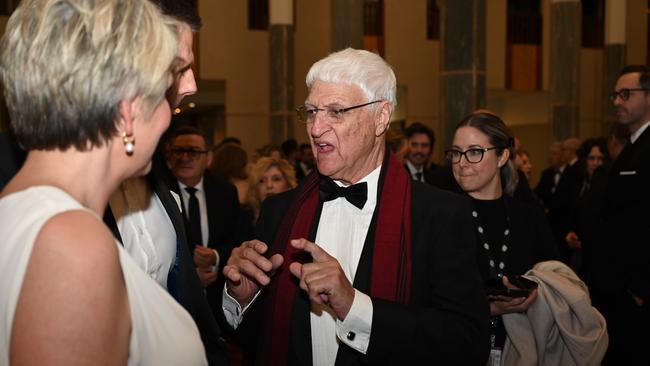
0;186;207;365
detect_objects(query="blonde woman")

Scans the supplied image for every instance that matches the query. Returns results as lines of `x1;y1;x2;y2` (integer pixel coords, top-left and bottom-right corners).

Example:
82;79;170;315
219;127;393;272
0;0;206;364
246;157;297;221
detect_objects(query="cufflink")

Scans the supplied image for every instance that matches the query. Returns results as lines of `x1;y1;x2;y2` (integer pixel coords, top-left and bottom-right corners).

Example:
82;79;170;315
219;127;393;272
346;331;356;341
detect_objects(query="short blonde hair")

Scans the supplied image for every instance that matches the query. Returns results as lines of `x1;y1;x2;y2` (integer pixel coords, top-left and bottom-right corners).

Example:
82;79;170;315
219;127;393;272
247;157;297;218
0;0;179;151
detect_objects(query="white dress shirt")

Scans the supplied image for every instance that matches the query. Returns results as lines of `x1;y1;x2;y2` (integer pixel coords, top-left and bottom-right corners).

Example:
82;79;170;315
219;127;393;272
178;178;209;246
631;121;650;144
223;166;381;366
405;160;424;182
109;176;178;289
178;177;220;268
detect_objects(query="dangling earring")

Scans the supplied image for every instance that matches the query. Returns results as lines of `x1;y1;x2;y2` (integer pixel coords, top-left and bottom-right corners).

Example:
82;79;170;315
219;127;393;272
122;132;135;156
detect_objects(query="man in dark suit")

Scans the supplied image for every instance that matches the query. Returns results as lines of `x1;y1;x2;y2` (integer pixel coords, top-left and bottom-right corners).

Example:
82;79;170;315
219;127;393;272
0;132;26;191
221;48;489;365
167;126;241;306
534;142;563;211
104;1;227;364
595;65;650;364
404;122;439;184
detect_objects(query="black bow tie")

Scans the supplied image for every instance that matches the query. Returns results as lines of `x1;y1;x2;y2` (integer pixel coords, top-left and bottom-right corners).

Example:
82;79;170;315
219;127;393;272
319;177;368;209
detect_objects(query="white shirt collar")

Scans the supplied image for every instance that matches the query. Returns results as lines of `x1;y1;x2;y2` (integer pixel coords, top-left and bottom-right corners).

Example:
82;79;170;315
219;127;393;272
405;160;422;176
631;121;650;144
178;176;204;192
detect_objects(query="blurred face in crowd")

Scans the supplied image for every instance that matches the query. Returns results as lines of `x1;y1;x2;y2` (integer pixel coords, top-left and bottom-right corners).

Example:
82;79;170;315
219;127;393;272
613;72;650;133
548;144;562;168
305;80;390;184
450;126;509;199
166;24;197;108
585;145;605;178
519;152;532;181
406;133;432;168
168;134;212;187
256;165;291;201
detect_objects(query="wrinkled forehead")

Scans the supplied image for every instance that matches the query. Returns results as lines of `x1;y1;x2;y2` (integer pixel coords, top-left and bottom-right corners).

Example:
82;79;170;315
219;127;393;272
306;80;367;104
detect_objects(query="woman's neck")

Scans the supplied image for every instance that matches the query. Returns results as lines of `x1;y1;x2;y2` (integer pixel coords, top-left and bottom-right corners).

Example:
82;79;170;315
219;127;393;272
468;184;503;201
7;149;120;214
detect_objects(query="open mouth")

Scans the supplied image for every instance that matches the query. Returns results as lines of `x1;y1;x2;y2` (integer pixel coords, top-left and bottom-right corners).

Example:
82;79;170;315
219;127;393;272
315;142;334;153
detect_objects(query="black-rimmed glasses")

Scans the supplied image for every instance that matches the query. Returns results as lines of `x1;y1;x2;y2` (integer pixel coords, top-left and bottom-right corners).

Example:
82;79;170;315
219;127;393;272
295;100;382;123
170;147;209;159
608;88;648;102
445;147;499;164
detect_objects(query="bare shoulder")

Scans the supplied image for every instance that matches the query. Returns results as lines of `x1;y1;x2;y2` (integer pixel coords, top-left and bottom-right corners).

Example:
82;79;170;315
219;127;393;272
11;209;130;364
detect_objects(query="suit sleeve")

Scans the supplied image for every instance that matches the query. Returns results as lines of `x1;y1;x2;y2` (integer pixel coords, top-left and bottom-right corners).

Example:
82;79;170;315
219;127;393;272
363;193;490;365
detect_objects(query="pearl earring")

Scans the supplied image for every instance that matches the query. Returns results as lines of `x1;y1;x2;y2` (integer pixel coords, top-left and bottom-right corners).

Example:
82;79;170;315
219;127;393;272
122;132;135;156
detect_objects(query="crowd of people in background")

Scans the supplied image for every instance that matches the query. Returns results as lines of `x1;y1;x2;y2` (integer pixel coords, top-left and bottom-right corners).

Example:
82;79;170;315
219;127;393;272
0;1;647;365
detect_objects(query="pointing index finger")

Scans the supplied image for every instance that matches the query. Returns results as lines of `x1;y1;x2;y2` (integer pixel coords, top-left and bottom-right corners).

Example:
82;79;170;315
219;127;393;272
290;238;331;262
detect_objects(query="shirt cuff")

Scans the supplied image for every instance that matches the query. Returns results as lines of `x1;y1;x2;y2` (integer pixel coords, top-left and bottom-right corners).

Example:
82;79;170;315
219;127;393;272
335;289;373;354
211;249;220;272
221;283;261;329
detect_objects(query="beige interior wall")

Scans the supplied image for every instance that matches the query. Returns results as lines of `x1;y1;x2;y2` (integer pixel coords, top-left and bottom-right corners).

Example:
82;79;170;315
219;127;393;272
486;0;507;90
579;48;604;139
626;0;648;65
293;0;332;145
542;0;551;91
384;0;442;161
199;1;270;154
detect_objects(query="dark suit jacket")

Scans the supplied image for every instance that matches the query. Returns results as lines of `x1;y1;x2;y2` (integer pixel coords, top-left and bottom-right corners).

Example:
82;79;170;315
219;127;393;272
105;165;227;365
170;173;242;323
596;127;650;304
234;181;490;365
547;161;584;260
0;132;26;191
534;167;558;210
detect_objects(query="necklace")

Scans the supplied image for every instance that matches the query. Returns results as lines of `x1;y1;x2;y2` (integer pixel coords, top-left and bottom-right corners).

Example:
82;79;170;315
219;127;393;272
470;198;511;279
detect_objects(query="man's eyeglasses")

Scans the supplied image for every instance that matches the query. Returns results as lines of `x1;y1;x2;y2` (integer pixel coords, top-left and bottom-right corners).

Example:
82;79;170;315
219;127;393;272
445;147;499;164
608;88;648;102
170;147;209;159
295;100;382;123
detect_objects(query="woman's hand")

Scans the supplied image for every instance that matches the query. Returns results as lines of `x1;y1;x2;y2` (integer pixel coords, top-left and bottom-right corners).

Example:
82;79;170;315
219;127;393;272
489;275;538;316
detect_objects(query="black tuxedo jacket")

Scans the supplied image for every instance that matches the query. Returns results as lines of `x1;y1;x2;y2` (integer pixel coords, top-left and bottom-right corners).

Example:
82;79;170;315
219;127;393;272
104;166;227;365
534;167;558;210
170;173;241;265
547;161;584;259
234;181;490;365
170;173;242;323
597;127;650;303
0;132;26;191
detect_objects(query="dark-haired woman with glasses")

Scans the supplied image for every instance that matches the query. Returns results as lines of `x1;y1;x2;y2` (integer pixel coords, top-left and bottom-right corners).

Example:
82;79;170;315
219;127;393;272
446;111;558;363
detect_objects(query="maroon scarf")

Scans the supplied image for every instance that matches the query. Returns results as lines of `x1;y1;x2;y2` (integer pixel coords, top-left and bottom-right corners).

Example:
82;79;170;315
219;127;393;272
260;149;412;366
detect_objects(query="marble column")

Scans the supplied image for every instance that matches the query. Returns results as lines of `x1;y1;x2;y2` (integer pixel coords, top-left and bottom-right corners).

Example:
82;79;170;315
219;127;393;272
441;0;486;148
603;0;626;134
331;0;363;51
269;0;294;144
550;0;581;140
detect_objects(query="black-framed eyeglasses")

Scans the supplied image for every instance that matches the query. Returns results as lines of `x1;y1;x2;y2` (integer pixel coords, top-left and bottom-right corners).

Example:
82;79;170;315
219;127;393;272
445;147;499;164
170;147;209;159
608;88;648;102
295;100;383;123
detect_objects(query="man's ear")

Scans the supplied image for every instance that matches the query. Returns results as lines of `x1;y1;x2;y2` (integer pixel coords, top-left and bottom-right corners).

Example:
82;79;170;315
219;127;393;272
375;101;393;136
206;150;213;167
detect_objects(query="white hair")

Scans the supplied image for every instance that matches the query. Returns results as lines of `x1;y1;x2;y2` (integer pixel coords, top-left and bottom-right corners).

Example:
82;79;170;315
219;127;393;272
306;48;397;109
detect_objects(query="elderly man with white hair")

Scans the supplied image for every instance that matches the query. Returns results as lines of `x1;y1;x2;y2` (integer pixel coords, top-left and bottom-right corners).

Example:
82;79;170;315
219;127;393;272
221;48;489;365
